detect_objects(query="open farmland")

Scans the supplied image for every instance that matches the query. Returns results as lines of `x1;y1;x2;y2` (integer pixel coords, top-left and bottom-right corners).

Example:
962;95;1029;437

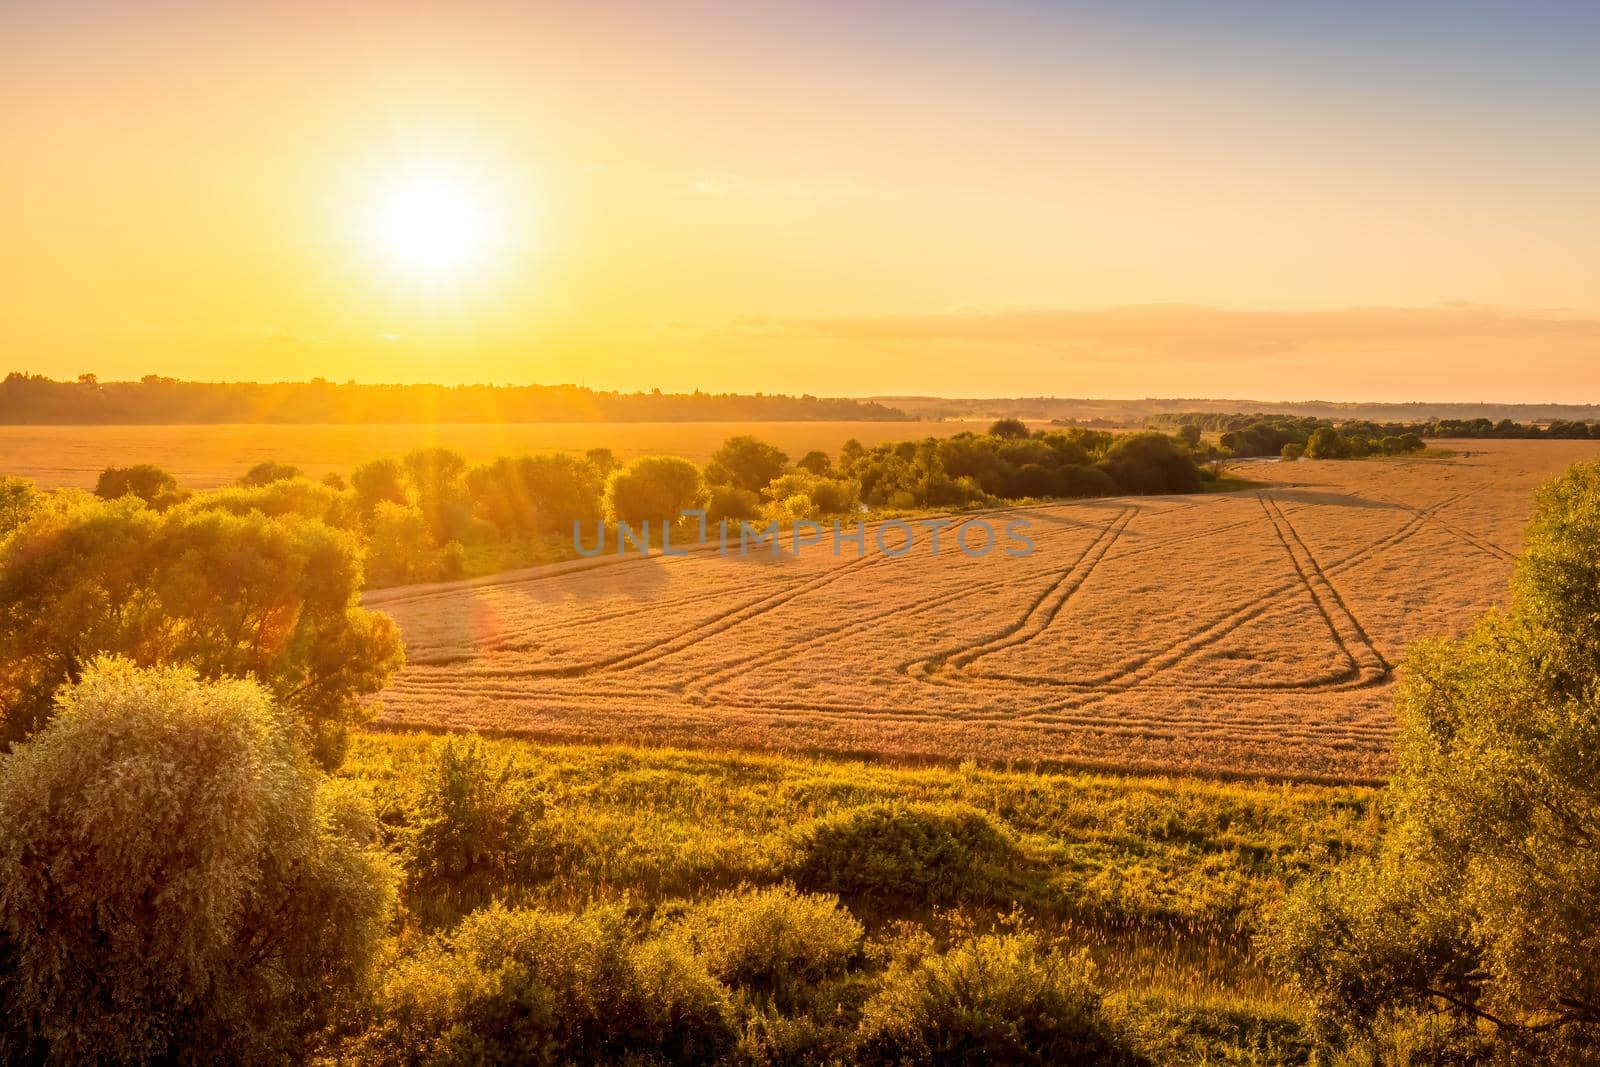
368;440;1598;782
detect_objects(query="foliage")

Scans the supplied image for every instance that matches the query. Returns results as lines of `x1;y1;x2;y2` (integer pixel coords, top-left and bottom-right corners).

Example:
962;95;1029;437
0;659;396;1063
988;417;1031;439
465;452;605;537
367;501;444;586
0;491;403;763
351;455;410;516
94;462;185;509
605;455;706;526
403;447;474;545
705;484;763;524
707;434;790;493
788;802;1031;910
0;476;39;536
402;733;545;926
762;470;862;520
1266;459;1600;1057
351;903;736;1065
1101;432;1203;493
1110;992;1316;1065
855;926;1130;1065
239;460;303;486
666;885;863;1004
794;449;833;475
185;475;359;530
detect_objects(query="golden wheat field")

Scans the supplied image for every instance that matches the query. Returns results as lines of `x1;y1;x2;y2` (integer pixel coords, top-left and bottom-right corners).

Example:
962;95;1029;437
0;420;992;489
365;440;1600;783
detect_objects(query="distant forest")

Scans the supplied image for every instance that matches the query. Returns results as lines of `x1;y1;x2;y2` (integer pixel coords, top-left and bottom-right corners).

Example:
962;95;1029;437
884;395;1600;424
0;374;911;424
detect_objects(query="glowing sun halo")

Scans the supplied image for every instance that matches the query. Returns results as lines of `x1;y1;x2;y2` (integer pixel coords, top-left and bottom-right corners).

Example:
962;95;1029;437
375;179;489;275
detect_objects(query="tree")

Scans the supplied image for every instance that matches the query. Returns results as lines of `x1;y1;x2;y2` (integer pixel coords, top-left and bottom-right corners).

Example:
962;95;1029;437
0;476;38;536
366;501;441;586
238;460;304;487
1099;432;1202;494
465;453;605;537
350;456;410;517
93;463;184;509
1281;442;1305;461
706;435;789;492
1266;460;1600;1058
988;417;1030;439
0;493;403;765
1305;426;1345;460
762;472;862;521
0;659;396;1063
1177;423;1203;448
795;449;833;475
705;485;762;523
402;448;472;545
605;456;705;526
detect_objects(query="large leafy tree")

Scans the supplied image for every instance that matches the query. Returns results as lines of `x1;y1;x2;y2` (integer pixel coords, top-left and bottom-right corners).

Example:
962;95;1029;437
0;491;403;766
1267;460;1600;1058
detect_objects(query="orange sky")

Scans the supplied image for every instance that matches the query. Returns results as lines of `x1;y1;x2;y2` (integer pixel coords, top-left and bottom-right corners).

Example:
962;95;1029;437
4;1;1598;400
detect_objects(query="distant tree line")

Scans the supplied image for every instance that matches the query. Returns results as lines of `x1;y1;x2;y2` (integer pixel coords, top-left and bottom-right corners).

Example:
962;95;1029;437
1152;410;1600;457
0;373;910;424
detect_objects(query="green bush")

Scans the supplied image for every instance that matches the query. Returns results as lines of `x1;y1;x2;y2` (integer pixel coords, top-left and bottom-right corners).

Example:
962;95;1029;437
355;903;736;1065
0;659;396;1063
401;733;545;925
1281;442;1305;461
855;929;1129;1065
788;802;1028;909
667;885;863;1003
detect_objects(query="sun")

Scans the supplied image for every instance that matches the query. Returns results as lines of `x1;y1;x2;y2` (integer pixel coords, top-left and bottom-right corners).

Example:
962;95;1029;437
374;178;489;276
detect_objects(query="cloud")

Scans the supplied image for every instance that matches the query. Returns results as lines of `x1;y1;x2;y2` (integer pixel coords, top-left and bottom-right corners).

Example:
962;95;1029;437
748;304;1600;360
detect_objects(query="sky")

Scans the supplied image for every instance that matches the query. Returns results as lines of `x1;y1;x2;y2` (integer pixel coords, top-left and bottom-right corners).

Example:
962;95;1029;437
3;0;1598;400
